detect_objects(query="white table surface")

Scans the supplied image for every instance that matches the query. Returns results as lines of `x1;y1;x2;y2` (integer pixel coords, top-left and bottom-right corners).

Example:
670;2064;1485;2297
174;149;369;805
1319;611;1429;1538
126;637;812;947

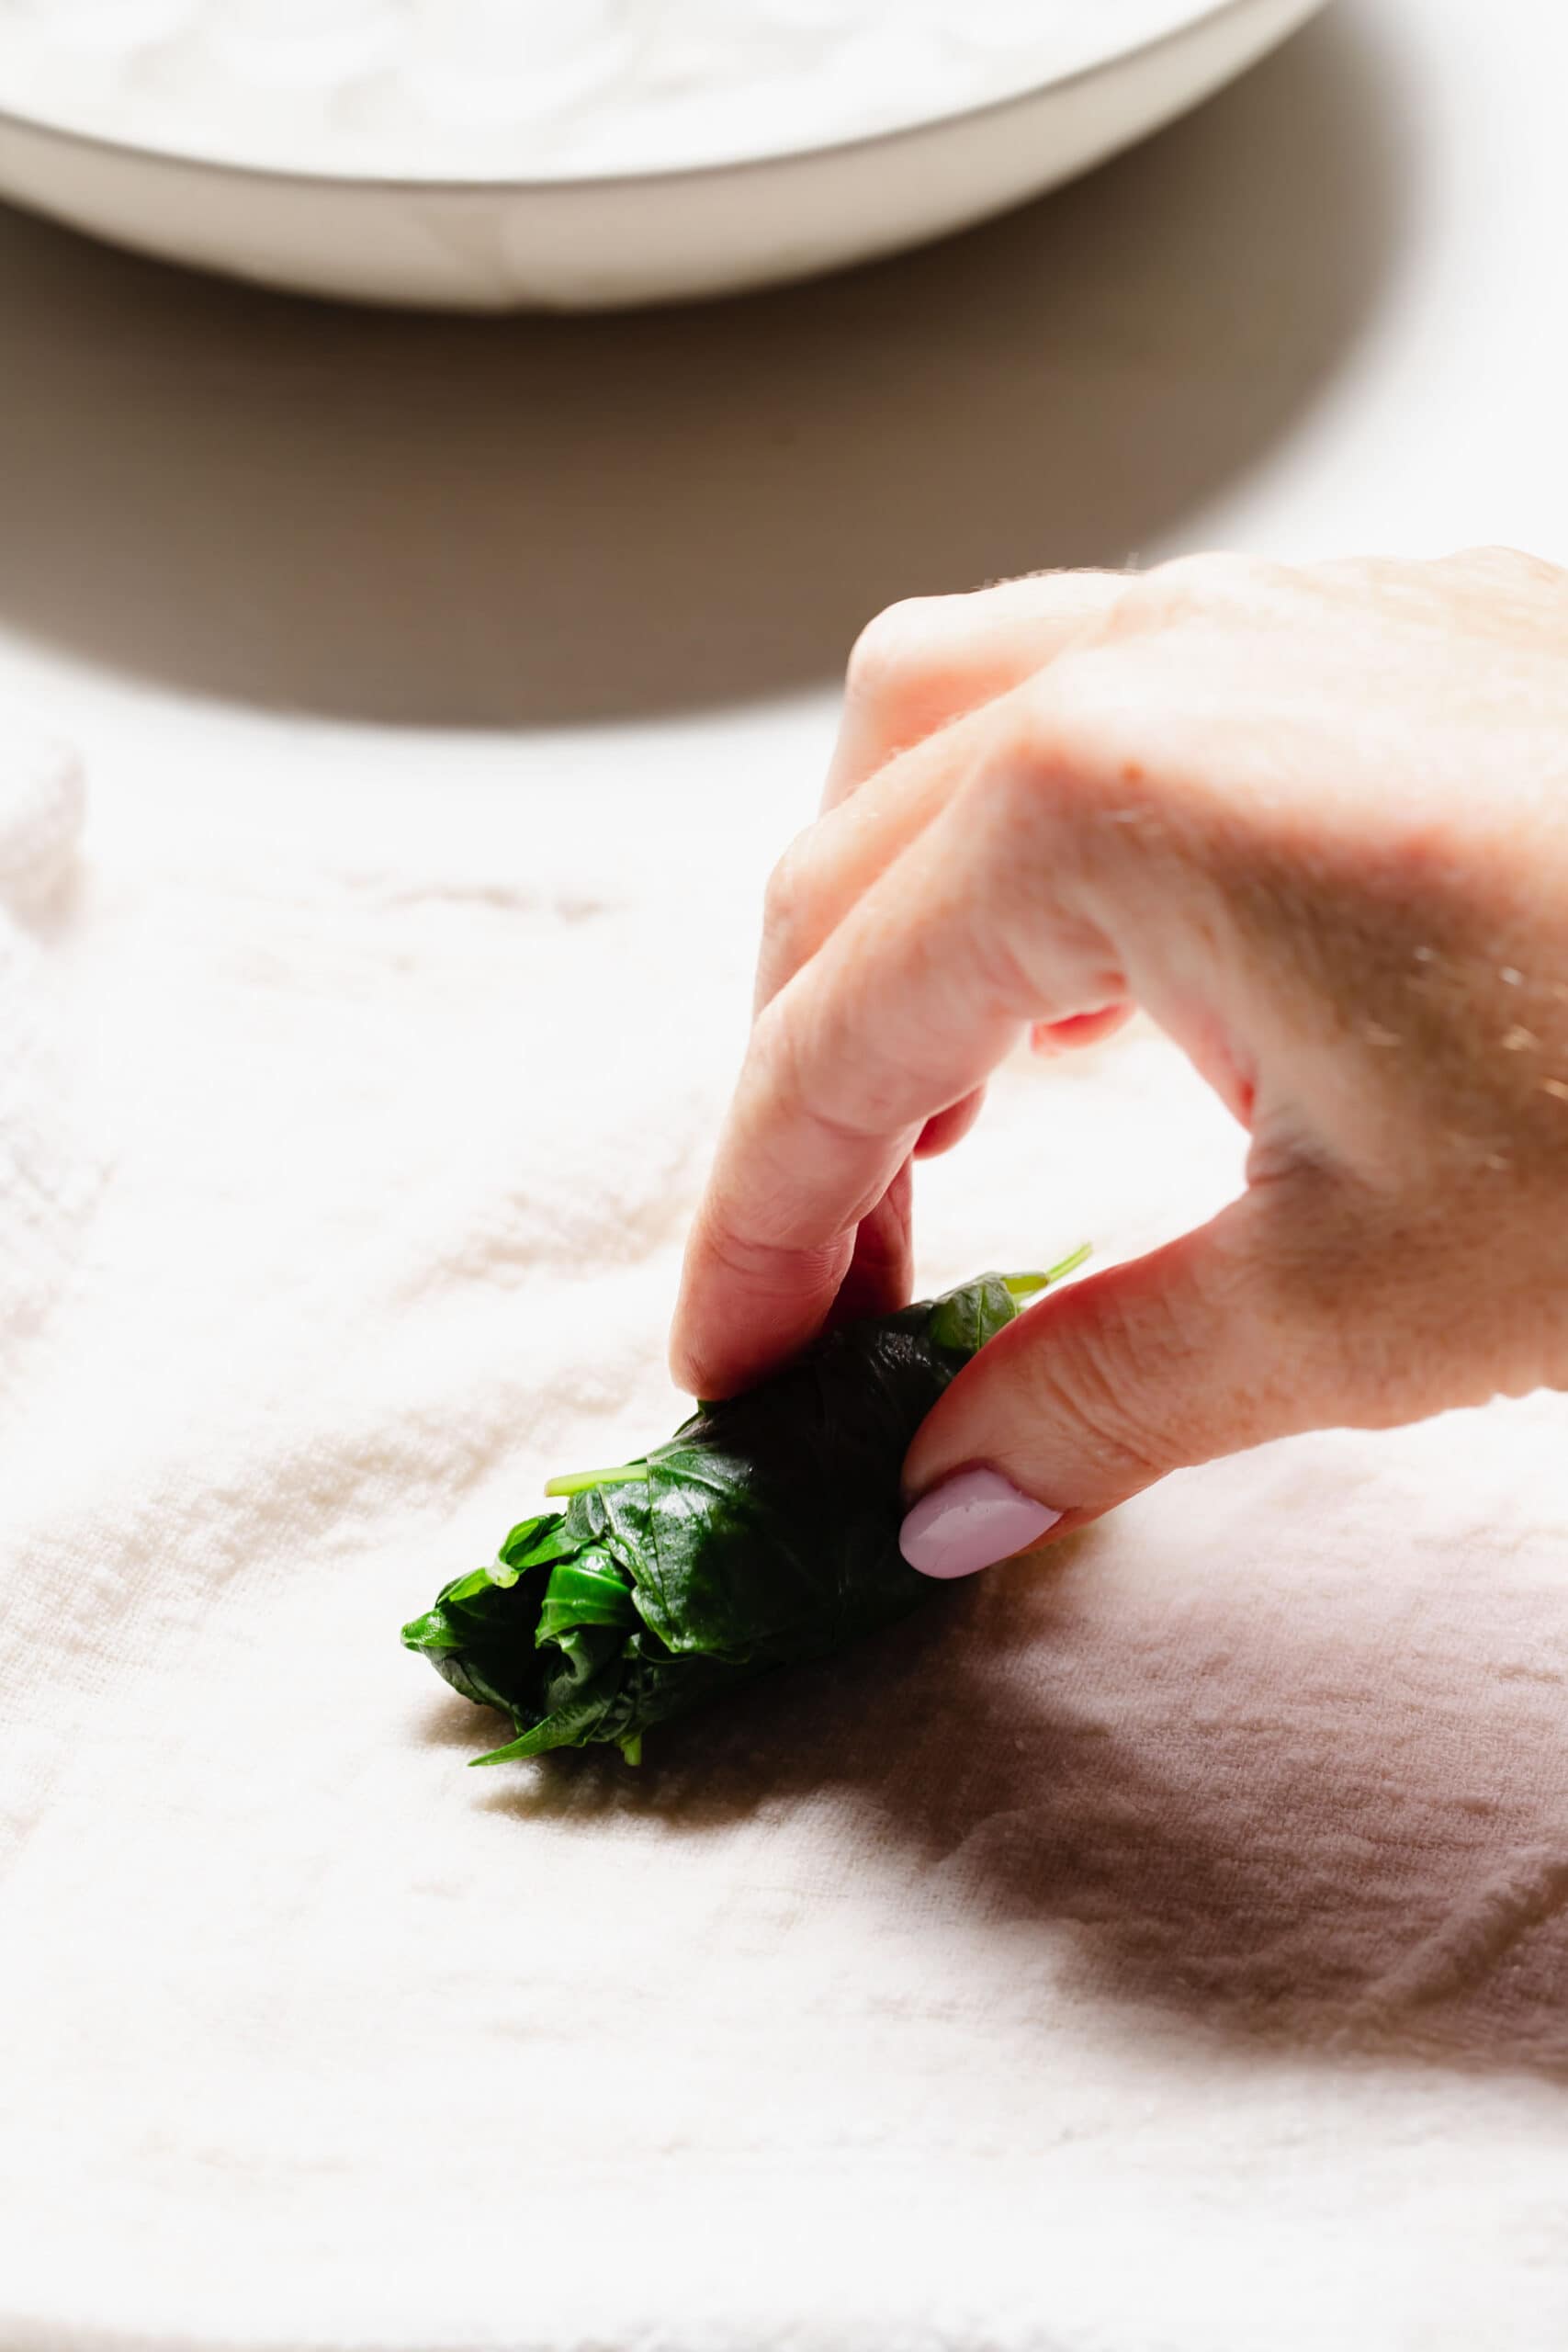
4;6;1568;2349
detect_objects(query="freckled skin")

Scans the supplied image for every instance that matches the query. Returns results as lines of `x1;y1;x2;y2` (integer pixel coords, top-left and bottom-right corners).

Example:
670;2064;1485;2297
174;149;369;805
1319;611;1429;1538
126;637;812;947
997;556;1568;1408
672;549;1568;1525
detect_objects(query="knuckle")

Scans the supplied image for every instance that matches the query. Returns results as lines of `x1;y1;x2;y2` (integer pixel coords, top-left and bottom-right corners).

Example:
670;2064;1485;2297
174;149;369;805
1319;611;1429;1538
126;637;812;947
1020;644;1115;747
1014;1283;1177;1488
1014;652;1146;821
961;689;1084;859
843;594;964;707
1444;542;1568;601
700;1205;837;1298
748;997;890;1169
1107;550;1284;640
761;828;819;959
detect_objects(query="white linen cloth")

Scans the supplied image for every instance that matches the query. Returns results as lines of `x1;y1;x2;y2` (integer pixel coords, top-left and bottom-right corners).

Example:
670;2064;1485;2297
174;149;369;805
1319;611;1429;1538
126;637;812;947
2;698;1567;2352
6;0;1568;2336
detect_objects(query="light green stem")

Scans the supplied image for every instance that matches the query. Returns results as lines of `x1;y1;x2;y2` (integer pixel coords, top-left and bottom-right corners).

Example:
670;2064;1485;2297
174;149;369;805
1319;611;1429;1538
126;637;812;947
544;1464;648;1499
1004;1243;1091;1298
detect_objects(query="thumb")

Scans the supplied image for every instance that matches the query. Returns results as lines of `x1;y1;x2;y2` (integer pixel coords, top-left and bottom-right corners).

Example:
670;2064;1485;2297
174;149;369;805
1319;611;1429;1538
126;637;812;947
898;1192;1369;1578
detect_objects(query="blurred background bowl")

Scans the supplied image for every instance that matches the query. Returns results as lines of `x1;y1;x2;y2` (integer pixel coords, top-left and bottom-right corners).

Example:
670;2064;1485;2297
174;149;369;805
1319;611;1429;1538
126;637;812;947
0;0;1330;309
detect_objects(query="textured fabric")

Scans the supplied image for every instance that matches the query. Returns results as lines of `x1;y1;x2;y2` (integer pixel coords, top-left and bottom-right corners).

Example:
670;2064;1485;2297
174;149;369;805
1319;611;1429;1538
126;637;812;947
2;712;1567;2352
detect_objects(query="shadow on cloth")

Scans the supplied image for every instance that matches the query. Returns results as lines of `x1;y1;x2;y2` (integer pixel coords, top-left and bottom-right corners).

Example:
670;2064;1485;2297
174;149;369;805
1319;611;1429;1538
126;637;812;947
0;6;1409;726
425;1504;1568;2082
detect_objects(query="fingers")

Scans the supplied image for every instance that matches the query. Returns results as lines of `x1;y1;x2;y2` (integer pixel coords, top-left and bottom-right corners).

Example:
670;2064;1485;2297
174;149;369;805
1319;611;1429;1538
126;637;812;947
737;574;1133;1361
753;571;1129;1020
898;1182;1371;1573
753;704;994;1016
823;571;1129;813
916;1088;987;1158
671;721;1129;1398
753;616;1135;1020
828;1160;913;1329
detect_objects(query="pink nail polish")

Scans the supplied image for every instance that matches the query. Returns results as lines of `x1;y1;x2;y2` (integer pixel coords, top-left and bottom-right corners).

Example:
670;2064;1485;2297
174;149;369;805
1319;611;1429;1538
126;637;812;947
898;1466;1063;1580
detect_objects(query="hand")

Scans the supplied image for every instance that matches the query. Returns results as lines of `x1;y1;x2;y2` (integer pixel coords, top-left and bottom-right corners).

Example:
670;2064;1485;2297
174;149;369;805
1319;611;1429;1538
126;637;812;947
670;550;1568;1574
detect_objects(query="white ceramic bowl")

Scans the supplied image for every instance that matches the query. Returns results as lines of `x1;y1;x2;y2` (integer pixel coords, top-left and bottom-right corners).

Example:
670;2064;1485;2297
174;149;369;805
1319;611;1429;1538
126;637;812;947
0;0;1330;309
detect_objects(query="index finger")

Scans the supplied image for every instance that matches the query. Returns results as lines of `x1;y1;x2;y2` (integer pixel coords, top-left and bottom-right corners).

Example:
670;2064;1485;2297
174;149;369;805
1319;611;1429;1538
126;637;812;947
670;718;1126;1397
822;571;1128;814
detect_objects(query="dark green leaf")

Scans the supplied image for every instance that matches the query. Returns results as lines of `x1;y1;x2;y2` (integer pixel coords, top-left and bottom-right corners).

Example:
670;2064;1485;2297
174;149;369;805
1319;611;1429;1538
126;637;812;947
402;1260;1086;1767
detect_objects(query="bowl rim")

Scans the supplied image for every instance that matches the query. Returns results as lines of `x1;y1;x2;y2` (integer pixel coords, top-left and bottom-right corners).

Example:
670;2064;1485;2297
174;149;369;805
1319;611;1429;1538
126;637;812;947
0;0;1309;195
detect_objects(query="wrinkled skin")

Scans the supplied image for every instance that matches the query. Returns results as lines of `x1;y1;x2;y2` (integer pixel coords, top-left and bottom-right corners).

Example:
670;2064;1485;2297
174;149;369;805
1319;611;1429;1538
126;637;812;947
671;550;1568;1544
